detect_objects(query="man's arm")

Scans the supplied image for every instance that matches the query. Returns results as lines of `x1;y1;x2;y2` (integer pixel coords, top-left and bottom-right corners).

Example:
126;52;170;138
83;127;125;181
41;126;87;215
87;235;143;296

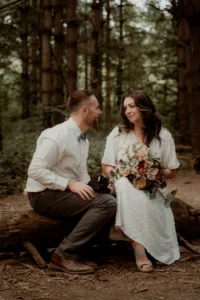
28;137;95;200
28;138;68;191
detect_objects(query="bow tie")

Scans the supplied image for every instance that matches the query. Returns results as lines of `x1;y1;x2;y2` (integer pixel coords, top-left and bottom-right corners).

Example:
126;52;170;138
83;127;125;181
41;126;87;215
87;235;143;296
78;132;87;142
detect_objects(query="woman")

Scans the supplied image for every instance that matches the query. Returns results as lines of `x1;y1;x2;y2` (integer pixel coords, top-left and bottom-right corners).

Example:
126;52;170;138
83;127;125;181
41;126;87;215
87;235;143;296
102;90;180;272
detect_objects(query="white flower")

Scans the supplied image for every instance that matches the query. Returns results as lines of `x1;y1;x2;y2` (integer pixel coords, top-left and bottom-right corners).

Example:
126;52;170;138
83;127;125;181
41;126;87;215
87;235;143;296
148;167;159;176
147;174;156;181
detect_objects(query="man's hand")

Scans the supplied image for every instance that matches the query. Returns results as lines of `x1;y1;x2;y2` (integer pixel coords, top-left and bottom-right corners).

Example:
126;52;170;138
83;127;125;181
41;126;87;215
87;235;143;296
67;180;95;200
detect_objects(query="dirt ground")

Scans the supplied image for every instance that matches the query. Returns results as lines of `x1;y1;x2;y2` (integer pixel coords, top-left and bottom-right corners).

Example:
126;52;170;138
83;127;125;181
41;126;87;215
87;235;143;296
0;170;200;300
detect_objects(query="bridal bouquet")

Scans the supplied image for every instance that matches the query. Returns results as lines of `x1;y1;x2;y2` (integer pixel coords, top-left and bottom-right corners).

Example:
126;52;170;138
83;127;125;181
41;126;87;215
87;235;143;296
109;142;174;207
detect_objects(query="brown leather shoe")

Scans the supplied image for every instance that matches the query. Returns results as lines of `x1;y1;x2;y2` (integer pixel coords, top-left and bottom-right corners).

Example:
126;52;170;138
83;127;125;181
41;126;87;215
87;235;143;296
49;253;95;274
82;260;99;268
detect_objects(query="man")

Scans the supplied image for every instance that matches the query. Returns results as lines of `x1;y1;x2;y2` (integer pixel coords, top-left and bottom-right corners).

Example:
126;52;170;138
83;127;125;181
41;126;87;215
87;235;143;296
25;90;116;274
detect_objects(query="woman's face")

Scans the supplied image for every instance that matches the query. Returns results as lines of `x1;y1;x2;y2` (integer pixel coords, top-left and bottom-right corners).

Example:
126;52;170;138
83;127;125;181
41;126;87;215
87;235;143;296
123;97;142;125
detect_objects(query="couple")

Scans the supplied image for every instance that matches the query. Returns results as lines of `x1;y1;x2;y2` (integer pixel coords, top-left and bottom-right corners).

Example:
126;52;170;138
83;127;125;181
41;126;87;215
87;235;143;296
25;90;180;274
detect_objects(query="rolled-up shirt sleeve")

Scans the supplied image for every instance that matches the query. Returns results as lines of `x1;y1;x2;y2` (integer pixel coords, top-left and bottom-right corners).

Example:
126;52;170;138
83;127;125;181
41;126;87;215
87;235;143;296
28;138;68;191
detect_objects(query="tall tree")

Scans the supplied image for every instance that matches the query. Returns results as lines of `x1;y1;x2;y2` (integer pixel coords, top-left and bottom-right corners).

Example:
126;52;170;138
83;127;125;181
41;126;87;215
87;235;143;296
41;0;53;128
0;108;2;152
90;0;103;106
30;0;39;109
105;0;111;120
66;0;78;95
184;0;200;155
83;1;89;90
174;0;200;154
116;0;124;105
19;0;30;119
177;17;190;144
52;0;65;125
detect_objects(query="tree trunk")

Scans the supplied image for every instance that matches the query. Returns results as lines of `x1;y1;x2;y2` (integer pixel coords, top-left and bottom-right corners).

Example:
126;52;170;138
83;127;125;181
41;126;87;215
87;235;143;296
19;0;30;119
0;108;2;152
84;2;89;91
176;0;200;154
66;0;78;95
183;0;200;155
0;210;77;252
30;0;39;109
52;0;65;125
105;0;111;125
41;0;53;128
0;197;200;252
90;0;103;106
116;0;124;105
177;18;190;144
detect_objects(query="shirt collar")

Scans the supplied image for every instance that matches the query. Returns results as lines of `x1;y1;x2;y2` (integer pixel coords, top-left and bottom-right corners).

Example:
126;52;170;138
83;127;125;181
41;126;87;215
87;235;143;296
67;117;83;138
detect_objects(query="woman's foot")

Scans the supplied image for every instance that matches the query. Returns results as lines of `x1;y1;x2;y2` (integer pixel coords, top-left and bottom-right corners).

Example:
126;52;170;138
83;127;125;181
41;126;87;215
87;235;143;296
132;243;153;273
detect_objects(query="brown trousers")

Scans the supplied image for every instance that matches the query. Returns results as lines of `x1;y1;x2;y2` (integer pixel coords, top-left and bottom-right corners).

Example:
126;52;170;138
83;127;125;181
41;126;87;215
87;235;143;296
29;189;116;259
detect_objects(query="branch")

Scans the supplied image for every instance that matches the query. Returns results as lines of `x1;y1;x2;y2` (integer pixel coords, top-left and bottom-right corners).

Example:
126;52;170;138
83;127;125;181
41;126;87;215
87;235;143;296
23;240;46;269
177;233;200;255
0;0;25;14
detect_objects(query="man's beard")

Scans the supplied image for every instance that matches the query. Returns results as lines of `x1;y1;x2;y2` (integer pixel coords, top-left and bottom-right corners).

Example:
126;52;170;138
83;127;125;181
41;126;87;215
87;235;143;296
87;117;99;129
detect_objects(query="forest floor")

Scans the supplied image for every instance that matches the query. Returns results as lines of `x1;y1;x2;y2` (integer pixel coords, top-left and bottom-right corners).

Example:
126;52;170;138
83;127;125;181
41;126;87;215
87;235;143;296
0;170;200;300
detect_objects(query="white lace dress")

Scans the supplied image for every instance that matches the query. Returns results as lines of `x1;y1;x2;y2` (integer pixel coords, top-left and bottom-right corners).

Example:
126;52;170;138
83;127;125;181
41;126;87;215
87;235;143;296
102;127;180;264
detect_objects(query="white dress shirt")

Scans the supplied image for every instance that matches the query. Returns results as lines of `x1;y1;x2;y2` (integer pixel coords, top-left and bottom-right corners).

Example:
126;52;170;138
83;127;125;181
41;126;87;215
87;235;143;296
24;117;90;193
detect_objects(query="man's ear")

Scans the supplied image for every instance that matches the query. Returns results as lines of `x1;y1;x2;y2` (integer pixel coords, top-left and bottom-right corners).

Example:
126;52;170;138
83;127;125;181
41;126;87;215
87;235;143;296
81;106;88;114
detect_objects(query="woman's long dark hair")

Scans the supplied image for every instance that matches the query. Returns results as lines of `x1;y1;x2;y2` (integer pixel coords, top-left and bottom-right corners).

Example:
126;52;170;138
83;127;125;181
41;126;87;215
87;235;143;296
119;90;162;146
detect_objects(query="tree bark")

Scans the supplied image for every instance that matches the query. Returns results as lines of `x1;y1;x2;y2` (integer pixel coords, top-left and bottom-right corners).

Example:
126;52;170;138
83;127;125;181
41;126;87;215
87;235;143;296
83;2;89;91
41;0;53;128
90;0;103;106
66;0;78;95
30;0;39;109
177;18;190;144
105;0;111;125
52;0;65;125
19;0;30;119
183;0;200;155
176;0;200;154
0;210;77;252
116;0;124;106
0;108;2;152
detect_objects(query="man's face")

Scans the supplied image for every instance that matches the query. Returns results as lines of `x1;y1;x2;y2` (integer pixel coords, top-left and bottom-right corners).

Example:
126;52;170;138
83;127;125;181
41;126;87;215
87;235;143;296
85;95;102;127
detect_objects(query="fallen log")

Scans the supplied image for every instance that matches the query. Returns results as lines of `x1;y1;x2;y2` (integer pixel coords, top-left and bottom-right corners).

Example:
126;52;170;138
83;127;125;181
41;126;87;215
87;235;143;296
175;144;192;153
171;197;200;239
0;197;200;253
0;209;78;252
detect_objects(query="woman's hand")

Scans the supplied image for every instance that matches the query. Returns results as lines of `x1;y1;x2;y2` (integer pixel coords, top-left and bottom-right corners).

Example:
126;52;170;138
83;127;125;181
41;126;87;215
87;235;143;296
102;164;116;178
163;169;176;179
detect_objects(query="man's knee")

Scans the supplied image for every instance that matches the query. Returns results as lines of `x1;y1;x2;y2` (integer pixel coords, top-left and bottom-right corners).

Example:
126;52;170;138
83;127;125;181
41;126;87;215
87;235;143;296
95;193;117;212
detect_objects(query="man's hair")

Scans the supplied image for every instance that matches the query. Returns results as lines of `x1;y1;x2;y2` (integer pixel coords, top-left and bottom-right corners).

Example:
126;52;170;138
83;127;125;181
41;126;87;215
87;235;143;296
67;90;93;113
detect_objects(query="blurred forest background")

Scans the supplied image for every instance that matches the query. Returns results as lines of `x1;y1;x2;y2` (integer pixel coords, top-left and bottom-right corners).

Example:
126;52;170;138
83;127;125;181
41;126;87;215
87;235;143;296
0;0;200;195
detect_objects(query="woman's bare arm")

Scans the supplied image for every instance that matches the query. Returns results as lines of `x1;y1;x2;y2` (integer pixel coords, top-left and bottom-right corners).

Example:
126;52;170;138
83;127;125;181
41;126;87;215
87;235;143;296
102;164;116;178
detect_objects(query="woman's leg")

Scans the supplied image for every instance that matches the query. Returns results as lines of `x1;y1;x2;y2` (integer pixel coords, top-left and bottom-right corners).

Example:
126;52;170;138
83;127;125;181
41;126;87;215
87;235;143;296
131;240;153;272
